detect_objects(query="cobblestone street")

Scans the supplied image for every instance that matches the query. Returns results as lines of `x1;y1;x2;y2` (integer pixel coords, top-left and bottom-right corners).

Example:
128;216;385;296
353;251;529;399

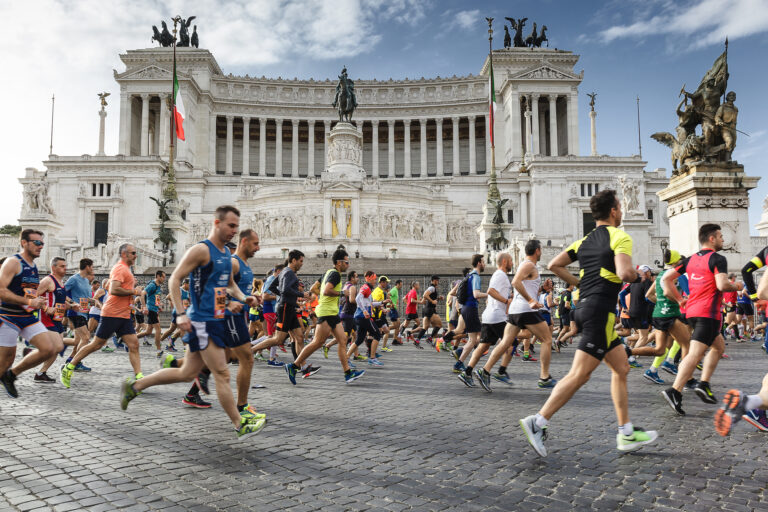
1;339;767;511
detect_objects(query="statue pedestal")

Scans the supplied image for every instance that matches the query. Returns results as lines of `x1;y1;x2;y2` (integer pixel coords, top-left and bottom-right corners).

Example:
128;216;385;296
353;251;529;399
17;215;63;273
620;216;653;267
477;203;510;258
322;122;365;182
657;162;759;268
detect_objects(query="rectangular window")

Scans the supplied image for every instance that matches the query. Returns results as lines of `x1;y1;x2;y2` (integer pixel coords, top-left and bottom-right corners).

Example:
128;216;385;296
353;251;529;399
99;183;104;197
92;183;97;196
595;183;599;193
507;209;514;224
580;183;585;197
587;184;592;195
94;212;108;246
107;184;111;196
582;211;596;236
648;209;654;221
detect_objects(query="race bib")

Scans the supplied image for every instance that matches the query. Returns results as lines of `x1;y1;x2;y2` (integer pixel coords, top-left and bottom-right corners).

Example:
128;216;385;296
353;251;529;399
214;287;227;319
155;295;161;307
53;303;65;321
182;299;190;308
80;297;90;311
22;287;37;312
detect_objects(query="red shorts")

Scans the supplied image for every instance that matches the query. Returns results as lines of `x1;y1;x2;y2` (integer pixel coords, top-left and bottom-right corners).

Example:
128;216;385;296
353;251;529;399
264;312;277;336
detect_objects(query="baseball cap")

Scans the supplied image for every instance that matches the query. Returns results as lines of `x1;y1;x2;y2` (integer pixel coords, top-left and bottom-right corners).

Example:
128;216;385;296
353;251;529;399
379;275;390;283
638;265;652;273
665;250;682;266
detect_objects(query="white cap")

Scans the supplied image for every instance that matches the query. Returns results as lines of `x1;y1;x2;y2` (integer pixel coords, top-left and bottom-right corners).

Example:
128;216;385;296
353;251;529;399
638;265;652;273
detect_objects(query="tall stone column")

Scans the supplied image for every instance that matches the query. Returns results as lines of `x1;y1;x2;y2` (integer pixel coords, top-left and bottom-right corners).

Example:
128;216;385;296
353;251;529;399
509;91;521;159
225;115;234;175
520;184;530;229
291;119;299;177
209;114;217;173
420;118;428;177
158;96;169;157
97;110;107;156
452;116;460;175
403;120;411;178
485;114;491;173
275;118;283;176
590;110;597;156
388;120;395;178
259;117;267;176
436;118;444;177
523;107;532;158
242;117;250;174
548;95;559;157
531;94;540;155
468;115;477;174
140;94;150;156
567;93;579;155
371;121;379;177
119;92;131;155
323;120;331;169
307;120;315;177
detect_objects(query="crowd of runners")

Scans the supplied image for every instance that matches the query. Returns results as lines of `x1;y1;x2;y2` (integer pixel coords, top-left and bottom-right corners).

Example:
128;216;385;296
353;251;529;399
1;190;767;451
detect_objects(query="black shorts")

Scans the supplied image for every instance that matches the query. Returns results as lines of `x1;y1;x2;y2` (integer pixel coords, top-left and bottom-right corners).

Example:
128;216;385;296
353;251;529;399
480;322;506;346
461;306;482;334
406;313;418;321
724;304;735;314
630;316;649;330
507;311;545;329
651;316;680;332
423;307;436;319
737;303;754;316
679;314;688;325
135;313;145;324
342;316;355;335
276;304;301;332
318;315;341;329
354;316;381;346
621;318;632;329
95;316;136;340
688;317;721;347
68;315;87;329
375;317;389;329
572;301;622;361
222;312;250;348
559;310;570;327
147;310;160;325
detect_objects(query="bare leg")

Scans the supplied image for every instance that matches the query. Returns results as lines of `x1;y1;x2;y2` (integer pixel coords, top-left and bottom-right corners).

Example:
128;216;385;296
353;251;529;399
11;332;60;376
700;335;725;383
539;349;602;420
602;345;631;425
672;340;708;392
233;343;254;407
527;322;553;379
199;344;241;428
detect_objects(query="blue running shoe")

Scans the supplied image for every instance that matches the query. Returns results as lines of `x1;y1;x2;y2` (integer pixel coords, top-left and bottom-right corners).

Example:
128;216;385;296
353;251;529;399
628;359;643;369
643;369;665;385
59;346;68;358
452;361;465;374
347;359;357;369
492;372;512;385
537;376;557;388
345;369;365;383
368;358;383;367
266;360;284;368
74;362;91;372
660;361;678;375
285;363;298;385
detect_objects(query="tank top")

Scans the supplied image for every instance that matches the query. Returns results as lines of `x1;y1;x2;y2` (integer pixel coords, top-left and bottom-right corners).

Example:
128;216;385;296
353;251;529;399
538;292;551;313
508;265;542;314
340;282;356;318
89;288;104;315
227;254;253;317
41;275;67;326
316;269;343;317
188;240;232;322
0;254;39;316
653;269;681;318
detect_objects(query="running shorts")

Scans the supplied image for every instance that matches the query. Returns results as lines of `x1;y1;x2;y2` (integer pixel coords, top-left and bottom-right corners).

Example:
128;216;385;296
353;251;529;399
68;315;87;329
223;312;250;348
630;316;649;330
388;308;399;321
423;306;436;318
88;313;101;323
651;316;681;332
147;311;159;325
406;313;419;321
737;303;754;316
507;311;545;329
688;317;721;347
724;304;735;314
460;305;481;334
621;317;631;329
0;315;47;346
318;315;342;329
264;312;277;336
342;316;355;335
354;316;382;346
571;300;623;360
276;304;301;332
540;311;552;326
134;313;145;324
480;322;506;346
95;316;136;340
559;310;570;328
183;320;228;352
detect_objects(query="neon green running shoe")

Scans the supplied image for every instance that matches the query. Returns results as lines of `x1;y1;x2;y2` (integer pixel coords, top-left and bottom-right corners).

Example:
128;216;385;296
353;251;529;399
236;416;266;440
323;345;329;359
354;354;368;361
120;376;139;410
135;372;144;379
59;363;74;389
617;427;658;452
254;353;267;362
101;346;115;353
240;403;267;422
381;347;393;353
161;353;176;369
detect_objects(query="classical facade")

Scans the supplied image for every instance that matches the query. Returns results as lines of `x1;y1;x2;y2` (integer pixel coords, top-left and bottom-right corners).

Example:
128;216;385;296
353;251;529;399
20;44;680;271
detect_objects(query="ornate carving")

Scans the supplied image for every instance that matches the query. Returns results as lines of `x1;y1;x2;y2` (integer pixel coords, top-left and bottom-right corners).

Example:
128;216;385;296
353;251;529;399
516;66;572;80
303;177;322;191
360;210;447;243
327;136;362;166
128;66;172;80
332;200;351;239
22;177;54;216
617;175;641;216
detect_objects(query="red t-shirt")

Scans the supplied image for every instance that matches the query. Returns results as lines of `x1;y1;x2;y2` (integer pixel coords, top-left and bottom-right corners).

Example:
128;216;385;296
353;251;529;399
722;291;737;304
405;289;418;315
674;249;727;321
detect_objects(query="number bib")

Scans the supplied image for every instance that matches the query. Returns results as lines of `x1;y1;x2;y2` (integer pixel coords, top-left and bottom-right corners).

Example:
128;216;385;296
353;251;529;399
155;295;161;307
80;297;90;311
22;287;37;312
214;287;227;319
53;303;65;322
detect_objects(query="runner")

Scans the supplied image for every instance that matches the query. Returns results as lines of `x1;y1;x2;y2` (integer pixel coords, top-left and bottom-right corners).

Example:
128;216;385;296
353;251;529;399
0;230;64;398
372;276;392;352
60;244;145;388
285;249;364;384
120;206;265;439
519;189;657;456
721;275;739;339
88;280;106;334
399;281;423;347
324;270;358;357
627;265;653;353
389;279;403;345
453;254;487;383
660;223;742;416
137;270;166;358
160;278;189;351
272;251;314;376
556;284;575;347
412;276;443;343
348;272;385;367
64;258;95;371
250;264;285;366
35;257;77;382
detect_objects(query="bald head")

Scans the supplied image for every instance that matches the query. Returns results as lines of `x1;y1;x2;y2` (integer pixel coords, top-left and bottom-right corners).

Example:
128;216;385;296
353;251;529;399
496;252;513;271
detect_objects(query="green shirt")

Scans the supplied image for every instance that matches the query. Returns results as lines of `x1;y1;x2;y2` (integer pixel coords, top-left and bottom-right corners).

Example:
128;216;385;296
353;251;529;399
314;269;342;317
653;269;681;318
389;287;399;310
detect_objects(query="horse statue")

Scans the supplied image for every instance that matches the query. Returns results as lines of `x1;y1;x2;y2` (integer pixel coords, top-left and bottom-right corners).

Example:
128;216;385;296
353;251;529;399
503;25;511;48
525;22;538;47
506;17;527;47
332;67;357;123
535;25;548;47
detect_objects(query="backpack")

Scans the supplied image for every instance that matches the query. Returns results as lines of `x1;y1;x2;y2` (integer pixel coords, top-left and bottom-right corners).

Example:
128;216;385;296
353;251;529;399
456;275;471;305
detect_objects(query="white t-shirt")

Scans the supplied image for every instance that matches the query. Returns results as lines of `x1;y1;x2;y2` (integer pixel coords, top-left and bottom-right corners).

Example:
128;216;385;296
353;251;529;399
482;269;511;324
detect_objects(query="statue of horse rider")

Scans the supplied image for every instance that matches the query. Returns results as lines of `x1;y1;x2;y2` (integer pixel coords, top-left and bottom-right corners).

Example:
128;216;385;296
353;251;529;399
332;67;358;122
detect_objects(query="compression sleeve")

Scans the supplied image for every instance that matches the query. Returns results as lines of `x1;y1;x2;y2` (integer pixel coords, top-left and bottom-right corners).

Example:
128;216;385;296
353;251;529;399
618;286;629;309
741;247;768;299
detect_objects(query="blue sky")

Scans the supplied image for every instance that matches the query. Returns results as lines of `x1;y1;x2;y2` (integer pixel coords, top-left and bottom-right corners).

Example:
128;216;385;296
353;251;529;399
2;0;768;231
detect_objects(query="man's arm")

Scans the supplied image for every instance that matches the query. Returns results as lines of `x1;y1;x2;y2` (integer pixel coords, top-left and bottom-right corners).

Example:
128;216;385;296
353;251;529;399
311;280;322;297
226;257;250;304
168;244;208;316
614;253;637;283
487;286;508;304
757;269;768;300
741;250;766;299
715;273;742;293
472;274;487;299
36;275;56;315
0;258;44;309
661;269;684;305
645;283;657;303
548;250;579;287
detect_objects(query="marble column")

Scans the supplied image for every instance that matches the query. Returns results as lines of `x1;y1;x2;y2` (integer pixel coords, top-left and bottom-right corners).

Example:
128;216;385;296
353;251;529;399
452;116;460;175
468;115;477;174
388;120;395;178
323;121;331;169
420;118;427;176
225;115;234;174
97;110;107;156
436;118;444;177
523;107;532;158
509;91;521;159
548;95;559;157
242;117;250;175
209;114;217;173
567;93;579;155
275;118;283;176
590;110;597;156
520;188;529;229
531;94;540;155
371;121;379;177
291;120;299;177
140;94;150;156
403;120;411;178
259;117;267;176
119;92;130;155
307;120;315;177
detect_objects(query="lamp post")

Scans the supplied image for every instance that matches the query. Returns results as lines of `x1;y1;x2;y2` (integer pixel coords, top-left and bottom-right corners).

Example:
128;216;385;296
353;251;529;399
659;239;669;269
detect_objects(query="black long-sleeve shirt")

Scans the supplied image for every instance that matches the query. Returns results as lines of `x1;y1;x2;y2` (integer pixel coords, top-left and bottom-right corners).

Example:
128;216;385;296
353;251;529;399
741;246;768;299
276;267;300;308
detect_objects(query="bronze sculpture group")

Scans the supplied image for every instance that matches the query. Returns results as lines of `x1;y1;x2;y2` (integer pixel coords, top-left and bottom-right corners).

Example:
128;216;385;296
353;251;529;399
332;67;358;123
152;17;198;48
503;17;548;48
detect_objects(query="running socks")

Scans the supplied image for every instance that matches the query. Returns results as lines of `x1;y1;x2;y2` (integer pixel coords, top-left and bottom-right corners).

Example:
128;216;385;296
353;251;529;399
430;327;440;338
619;422;634;436
534;413;548;428
745;394;766;411
652;348;669;369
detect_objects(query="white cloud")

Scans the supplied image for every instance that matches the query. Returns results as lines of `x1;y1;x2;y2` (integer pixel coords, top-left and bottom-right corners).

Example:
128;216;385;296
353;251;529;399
598;0;768;49
0;0;423;225
445;9;482;32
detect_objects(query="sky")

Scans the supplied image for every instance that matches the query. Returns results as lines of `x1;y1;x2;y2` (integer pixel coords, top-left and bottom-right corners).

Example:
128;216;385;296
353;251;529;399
2;0;768;231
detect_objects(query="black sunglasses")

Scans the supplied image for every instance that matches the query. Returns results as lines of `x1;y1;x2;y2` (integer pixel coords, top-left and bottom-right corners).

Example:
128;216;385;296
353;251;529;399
30;240;44;247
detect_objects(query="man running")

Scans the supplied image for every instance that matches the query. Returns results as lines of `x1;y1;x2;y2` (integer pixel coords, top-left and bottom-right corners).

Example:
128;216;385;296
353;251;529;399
660;223;742;416
35;257;77;382
0;230;64;397
137;270;166;358
372;276;392;352
412;276;443;343
160;278;189;351
741;245;768;351
389;279;403;345
348;272;385;367
454;254;487;383
519;189;657;456
285;249;364;384
120;206;265;439
61;244;145;388
275;251;314;376
399;281;423;346
64;258;95;371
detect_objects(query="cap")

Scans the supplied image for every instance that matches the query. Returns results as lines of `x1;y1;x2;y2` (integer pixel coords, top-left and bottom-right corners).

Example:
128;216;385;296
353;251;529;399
665;249;682;266
638;265;652;273
379;275;390;283
365;272;377;282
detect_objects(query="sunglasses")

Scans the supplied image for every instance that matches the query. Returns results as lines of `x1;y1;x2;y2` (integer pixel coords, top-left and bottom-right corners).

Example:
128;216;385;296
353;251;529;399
30;240;44;247
128;251;137;255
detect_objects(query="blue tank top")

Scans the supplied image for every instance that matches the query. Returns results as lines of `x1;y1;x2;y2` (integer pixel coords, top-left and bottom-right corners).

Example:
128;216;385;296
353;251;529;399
43;275;68;325
187;240;231;322
226;254;253;317
0;254;40;316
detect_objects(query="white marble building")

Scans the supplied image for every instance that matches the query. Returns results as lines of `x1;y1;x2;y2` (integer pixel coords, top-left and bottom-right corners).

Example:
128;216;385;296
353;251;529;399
20;45;675;271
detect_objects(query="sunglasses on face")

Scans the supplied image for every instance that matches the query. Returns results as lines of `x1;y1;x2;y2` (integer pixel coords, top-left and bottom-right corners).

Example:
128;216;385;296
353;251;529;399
128;251;137;255
30;240;44;247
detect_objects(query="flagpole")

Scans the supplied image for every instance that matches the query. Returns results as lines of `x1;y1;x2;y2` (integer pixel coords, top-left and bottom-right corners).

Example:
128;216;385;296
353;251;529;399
722;37;728;104
485;17;500;202
49;94;55;156
165;16;181;200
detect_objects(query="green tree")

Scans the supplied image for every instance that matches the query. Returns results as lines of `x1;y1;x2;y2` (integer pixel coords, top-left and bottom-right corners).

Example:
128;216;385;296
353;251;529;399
0;225;21;236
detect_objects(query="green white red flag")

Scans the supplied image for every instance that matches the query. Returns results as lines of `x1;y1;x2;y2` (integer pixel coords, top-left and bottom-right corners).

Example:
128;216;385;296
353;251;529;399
173;65;185;141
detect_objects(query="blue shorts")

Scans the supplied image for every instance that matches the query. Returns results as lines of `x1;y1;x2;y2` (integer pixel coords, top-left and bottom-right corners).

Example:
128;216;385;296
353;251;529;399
95;316;136;339
88;313;101;322
224;313;251;348
249;313;257;322
540;311;552;326
183;320;229;352
0;313;44;331
47;322;65;334
388;308;399;321
171;311;177;324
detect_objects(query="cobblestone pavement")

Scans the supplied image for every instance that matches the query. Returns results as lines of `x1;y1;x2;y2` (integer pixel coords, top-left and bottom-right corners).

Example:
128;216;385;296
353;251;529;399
1;338;767;511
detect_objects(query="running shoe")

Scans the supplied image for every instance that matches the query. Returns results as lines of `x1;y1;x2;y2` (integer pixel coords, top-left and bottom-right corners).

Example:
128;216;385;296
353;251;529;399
696;362;703;371
285;363;298;384
381;347;393;353
135;372;144;380
323;345;329;359
302;365;321;378
0;369;18;398
60;364;74;389
742;409;768;432
452;361;465;374
156;350;164;359
161;353;176;369
660;361;678;375
101;346;115;353
643;369;665;385
236;416;266;440
354;354;368;361
721;353;731;360
628;359;643;369
714;389;747;436
34;372;55;384
521;354;538;362
254;353;267;362
347;359;356;369
435;338;442;353
195;372;211;394
374;352;382;358
59;346;68;358
538;376;557;389
662;387;685;416
345;369;365;383
457;371;475;388
450;347;463;361
143;339;152;346
475;368;492;392
616;427;658;452
74;362;91;372
492;372;512;385
519;415;548;457
684;378;699;390
414;341;424;349
182;394;212;409
240;403;266;421
694;381;717;404
266;360;285;368
368;358;383;367
165;345;177;352
120;376;138;410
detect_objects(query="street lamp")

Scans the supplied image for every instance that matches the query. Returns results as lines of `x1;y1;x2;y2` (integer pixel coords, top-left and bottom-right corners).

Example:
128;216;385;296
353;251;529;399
659;239;669;268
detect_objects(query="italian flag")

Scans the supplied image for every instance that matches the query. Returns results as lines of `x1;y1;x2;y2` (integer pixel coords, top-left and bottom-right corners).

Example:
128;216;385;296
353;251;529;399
173;67;186;141
488;59;496;146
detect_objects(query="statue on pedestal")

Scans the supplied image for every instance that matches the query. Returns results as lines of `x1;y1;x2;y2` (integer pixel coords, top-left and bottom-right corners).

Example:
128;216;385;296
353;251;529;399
332;67;357;122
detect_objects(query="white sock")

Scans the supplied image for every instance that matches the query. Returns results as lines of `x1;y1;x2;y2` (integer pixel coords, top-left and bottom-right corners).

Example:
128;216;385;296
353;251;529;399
619;422;634;436
628;355;636;362
269;346;278;358
745;394;765;411
252;335;268;345
534;413;548;428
